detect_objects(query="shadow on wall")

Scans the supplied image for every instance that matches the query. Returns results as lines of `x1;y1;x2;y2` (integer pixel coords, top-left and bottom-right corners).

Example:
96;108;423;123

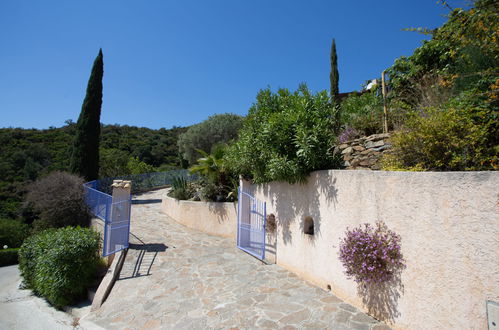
208;202;236;224
358;270;404;324
260;171;339;245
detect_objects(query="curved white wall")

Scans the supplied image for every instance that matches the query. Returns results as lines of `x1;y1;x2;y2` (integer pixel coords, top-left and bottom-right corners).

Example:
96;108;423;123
162;195;237;241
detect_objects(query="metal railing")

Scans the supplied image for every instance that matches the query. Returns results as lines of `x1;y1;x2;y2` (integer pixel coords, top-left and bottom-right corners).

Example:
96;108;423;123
96;169;197;194
83;180;112;222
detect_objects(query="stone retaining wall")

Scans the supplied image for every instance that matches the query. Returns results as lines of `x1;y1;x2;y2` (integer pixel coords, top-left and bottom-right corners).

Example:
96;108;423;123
336;133;391;170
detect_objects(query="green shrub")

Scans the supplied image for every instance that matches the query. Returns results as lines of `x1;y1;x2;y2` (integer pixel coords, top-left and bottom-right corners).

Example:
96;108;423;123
18;227;100;309
341;90;384;136
382;93;497;171
225;84;342;184
0;248;19;266
0;218;29;248
26;171;90;232
167;175;193;200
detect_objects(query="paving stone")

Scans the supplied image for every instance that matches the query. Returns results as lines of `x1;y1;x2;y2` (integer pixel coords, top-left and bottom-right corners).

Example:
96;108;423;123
83;188;387;329
279;308;310;325
339;302;358;312
348;320;371;330
334;310;353;324
352;312;378;323
372;324;393;330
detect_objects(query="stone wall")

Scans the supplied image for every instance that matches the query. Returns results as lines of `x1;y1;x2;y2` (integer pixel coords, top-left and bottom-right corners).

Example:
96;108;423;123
336;133;391;170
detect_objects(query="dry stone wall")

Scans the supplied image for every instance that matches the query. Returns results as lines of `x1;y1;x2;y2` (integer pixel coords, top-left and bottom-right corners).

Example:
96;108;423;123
335;133;391;170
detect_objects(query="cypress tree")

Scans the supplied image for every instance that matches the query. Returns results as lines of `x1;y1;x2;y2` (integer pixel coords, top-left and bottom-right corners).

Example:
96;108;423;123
329;38;339;100
70;49;104;181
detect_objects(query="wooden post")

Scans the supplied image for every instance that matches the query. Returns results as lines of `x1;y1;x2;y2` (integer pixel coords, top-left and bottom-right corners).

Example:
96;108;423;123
381;70;389;133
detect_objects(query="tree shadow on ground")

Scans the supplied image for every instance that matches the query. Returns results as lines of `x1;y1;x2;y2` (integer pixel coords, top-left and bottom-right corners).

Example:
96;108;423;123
118;243;168;280
131;199;162;205
357;271;404;325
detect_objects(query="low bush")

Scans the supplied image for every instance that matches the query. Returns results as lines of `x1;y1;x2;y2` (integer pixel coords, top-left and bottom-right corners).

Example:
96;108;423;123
341;90;384;136
167;175;193;200
18;227;100;309
0;248;19;266
339;221;405;285
382;93;497;171
26;171;91;231
0;218;29;248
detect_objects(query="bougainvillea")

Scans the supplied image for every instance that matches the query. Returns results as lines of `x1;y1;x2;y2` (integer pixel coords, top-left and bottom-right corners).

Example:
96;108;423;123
339;221;405;284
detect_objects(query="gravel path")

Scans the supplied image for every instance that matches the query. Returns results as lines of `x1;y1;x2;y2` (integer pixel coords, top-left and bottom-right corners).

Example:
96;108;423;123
85;189;389;329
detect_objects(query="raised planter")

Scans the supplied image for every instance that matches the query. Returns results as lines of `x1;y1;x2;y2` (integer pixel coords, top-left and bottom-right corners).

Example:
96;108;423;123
162;195;237;241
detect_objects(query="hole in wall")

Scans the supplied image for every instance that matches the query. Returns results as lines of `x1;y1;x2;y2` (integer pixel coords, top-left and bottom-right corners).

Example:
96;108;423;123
304;216;314;235
327;284;331;291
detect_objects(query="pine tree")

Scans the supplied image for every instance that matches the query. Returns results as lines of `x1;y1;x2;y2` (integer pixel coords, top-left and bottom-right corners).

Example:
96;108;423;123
330;38;339;100
70;49;104;181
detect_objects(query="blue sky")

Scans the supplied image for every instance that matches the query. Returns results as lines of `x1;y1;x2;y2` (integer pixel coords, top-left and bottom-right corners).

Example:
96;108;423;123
0;1;457;129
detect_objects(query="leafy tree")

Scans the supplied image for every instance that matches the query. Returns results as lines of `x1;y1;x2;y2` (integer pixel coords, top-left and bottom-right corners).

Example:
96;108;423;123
225;84;342;184
330;38;339;100
99;148;130;178
387;0;498;109
127;156;155;174
178;113;243;165
70;49;104;181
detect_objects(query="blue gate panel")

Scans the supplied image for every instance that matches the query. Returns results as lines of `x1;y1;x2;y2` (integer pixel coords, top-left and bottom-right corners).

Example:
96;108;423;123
84;180;131;257
237;189;266;260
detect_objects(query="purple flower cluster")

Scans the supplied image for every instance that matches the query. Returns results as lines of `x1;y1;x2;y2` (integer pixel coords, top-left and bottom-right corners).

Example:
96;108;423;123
338;127;359;143
339;221;405;284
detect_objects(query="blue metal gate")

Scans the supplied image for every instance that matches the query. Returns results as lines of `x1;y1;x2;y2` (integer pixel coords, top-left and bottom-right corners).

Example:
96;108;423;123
84;180;131;256
237;189;266;260
103;196;131;256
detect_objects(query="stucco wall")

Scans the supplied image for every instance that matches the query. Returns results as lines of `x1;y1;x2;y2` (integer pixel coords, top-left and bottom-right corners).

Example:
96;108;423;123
162;195;237;241
242;170;499;330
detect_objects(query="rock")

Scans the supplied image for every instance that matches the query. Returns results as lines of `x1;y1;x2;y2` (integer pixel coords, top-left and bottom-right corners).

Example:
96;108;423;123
366;133;390;141
341;147;354;155
343;161;351;167
372;144;391;152
353;145;365;152
359;160;370;166
350;158;361;167
360;149;372;155
344;155;353;162
339;144;349;149
365;140;385;149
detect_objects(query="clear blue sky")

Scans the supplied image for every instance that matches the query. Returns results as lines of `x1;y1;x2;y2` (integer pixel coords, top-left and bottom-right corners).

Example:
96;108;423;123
0;1;458;129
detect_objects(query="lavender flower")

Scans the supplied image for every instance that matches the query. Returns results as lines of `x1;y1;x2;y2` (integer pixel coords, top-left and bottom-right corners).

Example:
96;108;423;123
338;221;405;284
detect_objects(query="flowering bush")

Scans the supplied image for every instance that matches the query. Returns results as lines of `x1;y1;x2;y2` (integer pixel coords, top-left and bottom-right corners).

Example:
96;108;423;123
338;127;359;143
339;221;404;284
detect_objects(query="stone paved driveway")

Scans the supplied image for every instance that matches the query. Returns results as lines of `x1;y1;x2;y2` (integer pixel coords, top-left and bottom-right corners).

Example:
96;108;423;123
84;189;389;330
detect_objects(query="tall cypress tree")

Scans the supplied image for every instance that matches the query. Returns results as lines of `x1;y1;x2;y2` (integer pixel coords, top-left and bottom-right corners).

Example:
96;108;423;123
70;49;104;181
330;38;339;100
